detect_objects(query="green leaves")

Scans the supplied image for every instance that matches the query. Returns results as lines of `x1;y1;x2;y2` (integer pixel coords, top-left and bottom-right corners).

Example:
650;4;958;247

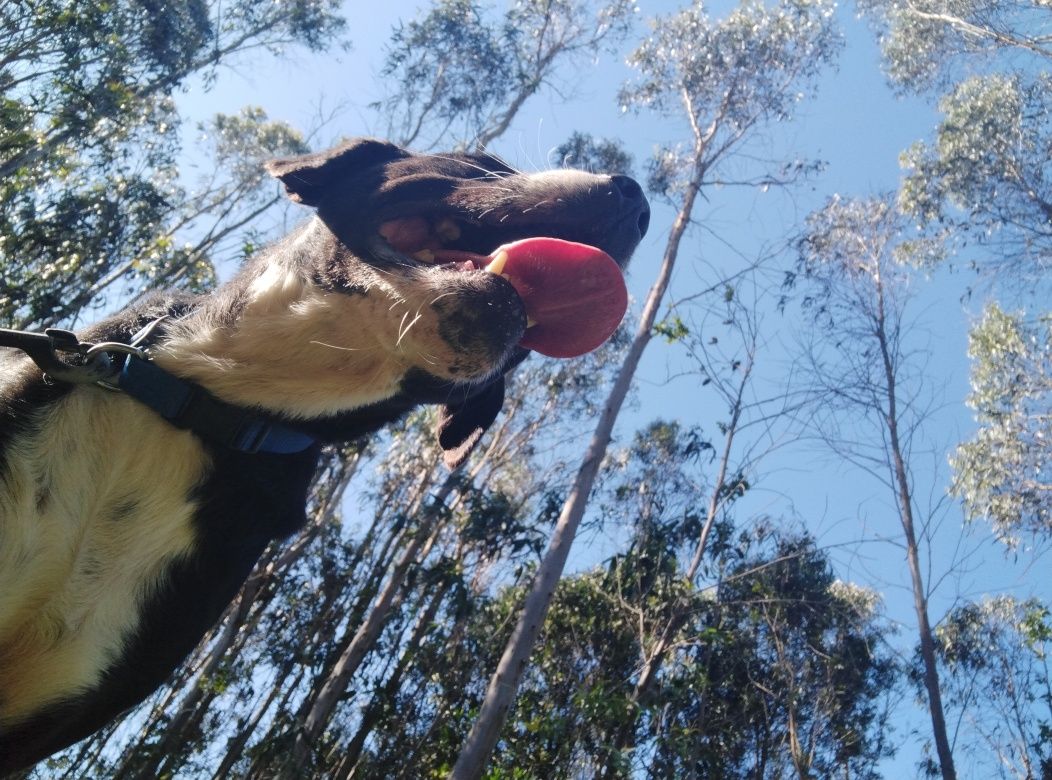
0;0;345;328
951;305;1052;543
373;0;637;149
898;74;1052;282
620;0;841;128
858;0;1052;94
930;596;1052;776
554;131;634;175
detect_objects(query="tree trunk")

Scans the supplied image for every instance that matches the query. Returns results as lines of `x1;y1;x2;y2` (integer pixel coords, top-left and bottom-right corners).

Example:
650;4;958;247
873;277;957;780
279;465;464;775
334;576;452;777
449;154;705;780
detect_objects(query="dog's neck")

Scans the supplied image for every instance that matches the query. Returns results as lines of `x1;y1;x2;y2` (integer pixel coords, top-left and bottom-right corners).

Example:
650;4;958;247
149;221;414;420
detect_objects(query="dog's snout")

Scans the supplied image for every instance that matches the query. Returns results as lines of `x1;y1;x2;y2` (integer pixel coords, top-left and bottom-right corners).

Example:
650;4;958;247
611;174;650;239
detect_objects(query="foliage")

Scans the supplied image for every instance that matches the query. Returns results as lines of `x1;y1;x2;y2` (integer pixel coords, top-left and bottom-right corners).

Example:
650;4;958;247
374;0;637;149
857;0;1051;93
646;530;896;780
928;596;1052;779
0;0;344;327
898;73;1052;285
621;0;840;121
952;304;1052;543
554;131;634;176
351;527;896;779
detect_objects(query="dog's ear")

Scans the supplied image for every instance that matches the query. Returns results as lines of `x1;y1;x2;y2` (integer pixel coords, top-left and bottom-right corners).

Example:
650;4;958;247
436;378;506;470
265;138;407;206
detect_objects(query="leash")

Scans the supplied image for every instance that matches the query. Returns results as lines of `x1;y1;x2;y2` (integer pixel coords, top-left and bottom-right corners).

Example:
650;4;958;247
0;320;317;455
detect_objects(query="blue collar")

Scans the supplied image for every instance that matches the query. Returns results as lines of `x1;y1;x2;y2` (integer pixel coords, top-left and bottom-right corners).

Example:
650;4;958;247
116;354;318;455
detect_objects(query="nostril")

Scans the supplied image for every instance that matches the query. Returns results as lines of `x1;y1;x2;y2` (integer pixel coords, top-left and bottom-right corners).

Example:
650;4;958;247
637;205;651;238
611;174;644;203
611;174;650;238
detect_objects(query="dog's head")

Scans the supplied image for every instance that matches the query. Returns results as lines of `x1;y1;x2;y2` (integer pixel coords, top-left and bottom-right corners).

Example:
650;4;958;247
262;138;649;465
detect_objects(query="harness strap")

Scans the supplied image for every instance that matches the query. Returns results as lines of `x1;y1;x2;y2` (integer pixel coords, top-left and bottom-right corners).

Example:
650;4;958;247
116;355;318;455
2;322;318;456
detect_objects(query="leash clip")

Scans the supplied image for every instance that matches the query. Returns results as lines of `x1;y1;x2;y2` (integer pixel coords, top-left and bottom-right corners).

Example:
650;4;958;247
0;327;114;385
0;316;171;386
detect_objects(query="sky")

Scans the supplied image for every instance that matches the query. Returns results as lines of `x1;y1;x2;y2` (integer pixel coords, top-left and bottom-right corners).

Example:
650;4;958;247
175;2;1049;775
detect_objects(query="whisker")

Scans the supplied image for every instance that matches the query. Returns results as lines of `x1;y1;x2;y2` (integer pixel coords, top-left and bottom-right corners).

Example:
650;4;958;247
424;153;515;179
310;340;362;352
472;144;524;175
429;291;458;305
396;311;423;348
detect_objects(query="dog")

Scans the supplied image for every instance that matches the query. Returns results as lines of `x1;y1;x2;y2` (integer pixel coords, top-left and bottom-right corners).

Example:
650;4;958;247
0;137;649;771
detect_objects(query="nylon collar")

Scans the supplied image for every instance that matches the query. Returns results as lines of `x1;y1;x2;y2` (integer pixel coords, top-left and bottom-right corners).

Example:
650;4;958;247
114;353;318;455
1;319;318;455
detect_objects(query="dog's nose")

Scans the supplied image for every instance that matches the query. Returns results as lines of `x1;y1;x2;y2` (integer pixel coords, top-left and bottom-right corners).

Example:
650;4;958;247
611;174;650;238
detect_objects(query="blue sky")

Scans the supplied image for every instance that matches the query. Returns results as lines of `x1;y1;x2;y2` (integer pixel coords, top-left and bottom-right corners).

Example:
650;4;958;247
176;2;1049;775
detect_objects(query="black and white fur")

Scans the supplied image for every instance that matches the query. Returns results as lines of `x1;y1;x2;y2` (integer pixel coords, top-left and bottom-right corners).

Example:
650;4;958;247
0;138;649;771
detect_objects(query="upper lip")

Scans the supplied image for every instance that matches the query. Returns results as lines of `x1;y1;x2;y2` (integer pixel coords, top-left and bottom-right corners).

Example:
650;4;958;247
375;211;558;269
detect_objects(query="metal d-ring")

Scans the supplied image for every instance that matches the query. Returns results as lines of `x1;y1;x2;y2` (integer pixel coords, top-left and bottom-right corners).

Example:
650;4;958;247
85;342;149;390
86;317;169;389
84;341;149;363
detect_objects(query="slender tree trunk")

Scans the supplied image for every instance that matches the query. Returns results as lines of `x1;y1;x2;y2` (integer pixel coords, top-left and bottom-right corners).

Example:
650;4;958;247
599;370;748;778
212;656;299;779
279;466;462;775
449;153;705;780
285;524;441;771
334;576;452;777
873;277;956;780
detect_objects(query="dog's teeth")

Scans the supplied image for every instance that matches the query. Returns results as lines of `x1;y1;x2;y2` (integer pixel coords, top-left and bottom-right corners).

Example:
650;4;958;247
413;249;435;263
486;250;509;275
526;317;537;328
435;218;461;242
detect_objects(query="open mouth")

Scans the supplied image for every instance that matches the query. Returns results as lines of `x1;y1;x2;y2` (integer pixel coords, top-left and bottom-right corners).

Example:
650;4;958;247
378;215;629;359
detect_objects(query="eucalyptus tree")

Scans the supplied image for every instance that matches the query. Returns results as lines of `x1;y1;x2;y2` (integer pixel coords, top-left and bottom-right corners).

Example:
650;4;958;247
647;528;896;780
894;72;1052;542
0;0;345;328
0;0;344;177
374;0;637;149
363;519;895;779
929;595;1052;780
951;305;1051;543
554;131;635;175
859;0;1052;548
451;1;842;775
794;194;957;779
0;107;311;329
589;264;816;770
857;0;1051;93
897;73;1052;286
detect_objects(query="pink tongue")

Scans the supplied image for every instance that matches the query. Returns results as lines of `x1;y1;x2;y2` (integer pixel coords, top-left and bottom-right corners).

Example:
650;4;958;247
490;237;628;359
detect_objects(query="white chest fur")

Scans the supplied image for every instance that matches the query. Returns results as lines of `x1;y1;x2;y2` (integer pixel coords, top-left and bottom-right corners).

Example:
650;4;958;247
0;382;211;725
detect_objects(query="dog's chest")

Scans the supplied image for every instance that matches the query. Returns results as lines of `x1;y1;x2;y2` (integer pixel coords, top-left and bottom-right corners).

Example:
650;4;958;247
0;383;211;725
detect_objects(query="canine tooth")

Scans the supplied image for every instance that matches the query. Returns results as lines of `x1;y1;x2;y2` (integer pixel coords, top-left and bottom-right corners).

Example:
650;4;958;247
435;218;461;241
526;317;537;328
486;250;509;275
413;249;435;263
